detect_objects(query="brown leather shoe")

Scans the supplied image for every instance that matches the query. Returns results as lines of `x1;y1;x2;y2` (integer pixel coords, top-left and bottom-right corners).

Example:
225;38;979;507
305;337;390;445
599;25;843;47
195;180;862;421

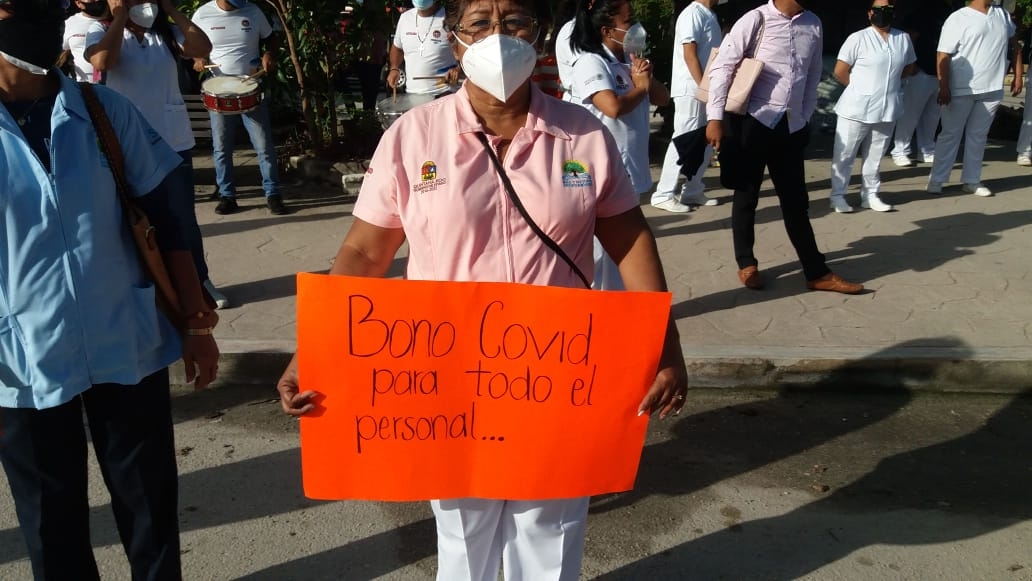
806;272;863;294
738;266;763;289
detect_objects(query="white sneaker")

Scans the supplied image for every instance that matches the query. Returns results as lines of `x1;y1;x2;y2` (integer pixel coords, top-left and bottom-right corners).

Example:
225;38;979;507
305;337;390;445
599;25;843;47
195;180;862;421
861;193;894;212
927;182;943;194
680;192;720;207
651;198;692;213
921;154;935;164
203;279;230;309
962;183;993;197
829;196;854;213
892;156;914;167
1017;154;1032;167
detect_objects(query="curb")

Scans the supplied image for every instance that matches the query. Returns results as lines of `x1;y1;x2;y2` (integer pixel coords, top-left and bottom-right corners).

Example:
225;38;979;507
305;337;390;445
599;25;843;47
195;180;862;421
170;342;1032;395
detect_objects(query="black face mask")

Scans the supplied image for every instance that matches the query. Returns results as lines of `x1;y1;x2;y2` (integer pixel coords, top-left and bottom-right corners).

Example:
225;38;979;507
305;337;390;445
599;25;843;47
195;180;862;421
81;1;107;17
0;13;64;70
870;7;893;29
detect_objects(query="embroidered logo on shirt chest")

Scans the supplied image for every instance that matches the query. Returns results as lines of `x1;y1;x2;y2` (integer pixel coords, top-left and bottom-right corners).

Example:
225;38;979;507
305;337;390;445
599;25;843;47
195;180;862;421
561;160;592;188
413;160;448;192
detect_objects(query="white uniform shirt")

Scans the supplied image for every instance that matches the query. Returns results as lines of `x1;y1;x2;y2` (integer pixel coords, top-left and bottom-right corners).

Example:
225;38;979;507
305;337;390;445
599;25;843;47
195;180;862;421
393;7;456;95
554;19;577;100
670;2;721;99
63;12;99;82
84;24;194;152
191;0;273;76
938;6;1015;96
834;27;915;123
569;50;651;193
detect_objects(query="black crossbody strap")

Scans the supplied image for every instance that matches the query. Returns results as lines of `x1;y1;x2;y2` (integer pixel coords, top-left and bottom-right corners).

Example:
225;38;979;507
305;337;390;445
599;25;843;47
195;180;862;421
475;132;591;289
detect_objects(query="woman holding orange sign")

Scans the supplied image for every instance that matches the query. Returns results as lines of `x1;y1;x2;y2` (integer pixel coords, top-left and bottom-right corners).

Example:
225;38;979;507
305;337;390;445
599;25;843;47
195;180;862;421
275;0;687;577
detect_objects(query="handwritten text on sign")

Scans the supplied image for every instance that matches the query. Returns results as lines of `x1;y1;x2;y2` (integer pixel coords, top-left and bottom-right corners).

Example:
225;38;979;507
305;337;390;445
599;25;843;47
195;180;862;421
297;274;671;501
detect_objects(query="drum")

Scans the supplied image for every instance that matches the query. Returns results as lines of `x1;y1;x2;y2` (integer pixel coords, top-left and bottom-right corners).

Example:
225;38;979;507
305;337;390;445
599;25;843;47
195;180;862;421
375;93;435;130
201;75;262;114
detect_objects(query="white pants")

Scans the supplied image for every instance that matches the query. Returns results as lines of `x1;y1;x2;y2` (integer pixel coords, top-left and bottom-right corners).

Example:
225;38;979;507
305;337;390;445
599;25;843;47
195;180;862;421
929;91;1002;185
890;71;940;160
431;497;590;581
831;118;894;199
591;237;624;291
1017;67;1032;155
652;95;710;205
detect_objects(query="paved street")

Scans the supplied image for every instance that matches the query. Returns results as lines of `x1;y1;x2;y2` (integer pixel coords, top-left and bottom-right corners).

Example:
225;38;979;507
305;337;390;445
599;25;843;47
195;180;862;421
0;388;1029;579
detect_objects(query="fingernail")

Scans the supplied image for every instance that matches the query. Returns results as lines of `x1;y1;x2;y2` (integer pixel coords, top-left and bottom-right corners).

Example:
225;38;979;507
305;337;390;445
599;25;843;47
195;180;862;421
637;410;645;416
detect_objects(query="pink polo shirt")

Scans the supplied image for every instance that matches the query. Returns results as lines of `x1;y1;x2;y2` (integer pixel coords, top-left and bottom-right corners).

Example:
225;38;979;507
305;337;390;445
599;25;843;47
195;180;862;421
354;84;638;289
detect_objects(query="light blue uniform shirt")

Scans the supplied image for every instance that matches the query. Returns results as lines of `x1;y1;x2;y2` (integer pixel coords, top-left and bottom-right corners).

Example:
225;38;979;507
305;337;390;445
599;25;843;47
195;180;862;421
0;74;183;409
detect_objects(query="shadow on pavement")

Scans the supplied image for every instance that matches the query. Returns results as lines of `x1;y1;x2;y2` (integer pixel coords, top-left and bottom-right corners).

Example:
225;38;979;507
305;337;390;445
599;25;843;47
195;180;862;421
238;517;436;580
595;339;1032;579
670;209;1032;319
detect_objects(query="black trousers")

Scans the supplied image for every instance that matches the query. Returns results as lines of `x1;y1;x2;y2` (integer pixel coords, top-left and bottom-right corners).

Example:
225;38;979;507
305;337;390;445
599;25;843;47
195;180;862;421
724;114;830;281
0;369;181;581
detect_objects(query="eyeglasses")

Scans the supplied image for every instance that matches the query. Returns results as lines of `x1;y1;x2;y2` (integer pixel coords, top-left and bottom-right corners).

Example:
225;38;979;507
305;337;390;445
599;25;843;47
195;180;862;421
453;15;538;42
870;6;893;13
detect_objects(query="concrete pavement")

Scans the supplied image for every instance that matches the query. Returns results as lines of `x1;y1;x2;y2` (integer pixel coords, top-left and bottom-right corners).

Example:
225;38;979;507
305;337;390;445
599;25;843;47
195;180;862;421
183;127;1032;394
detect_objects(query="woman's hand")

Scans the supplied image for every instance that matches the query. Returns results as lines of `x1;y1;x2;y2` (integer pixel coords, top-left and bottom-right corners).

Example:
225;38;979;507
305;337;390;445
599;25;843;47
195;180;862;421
276;357;317;416
629;54;651;90
637;363;688;420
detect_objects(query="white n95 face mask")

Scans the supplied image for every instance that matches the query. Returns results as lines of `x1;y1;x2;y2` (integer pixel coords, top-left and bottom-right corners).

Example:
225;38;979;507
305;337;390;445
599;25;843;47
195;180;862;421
617;22;647;58
129;3;158;29
455;33;538;103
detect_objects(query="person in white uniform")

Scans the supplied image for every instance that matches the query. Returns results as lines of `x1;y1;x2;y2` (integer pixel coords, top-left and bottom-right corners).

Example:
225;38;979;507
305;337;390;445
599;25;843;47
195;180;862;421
927;0;1022;197
888;1;954;167
829;0;915;214
387;0;458;95
651;0;724;213
86;0;230;308
568;0;669;290
62;0;108;82
192;0;289;217
553;18;577;101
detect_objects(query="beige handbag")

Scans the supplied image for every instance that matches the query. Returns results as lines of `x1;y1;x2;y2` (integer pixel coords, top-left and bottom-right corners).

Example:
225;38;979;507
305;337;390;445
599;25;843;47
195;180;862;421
696;12;765;115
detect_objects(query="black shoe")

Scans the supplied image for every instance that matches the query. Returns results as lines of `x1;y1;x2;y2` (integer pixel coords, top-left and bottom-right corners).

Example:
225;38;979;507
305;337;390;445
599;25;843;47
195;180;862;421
266;194;289;215
214;197;238;215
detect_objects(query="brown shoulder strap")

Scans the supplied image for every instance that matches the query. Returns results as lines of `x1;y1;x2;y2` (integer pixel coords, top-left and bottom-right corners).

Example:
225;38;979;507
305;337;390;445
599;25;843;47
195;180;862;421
77;82;140;219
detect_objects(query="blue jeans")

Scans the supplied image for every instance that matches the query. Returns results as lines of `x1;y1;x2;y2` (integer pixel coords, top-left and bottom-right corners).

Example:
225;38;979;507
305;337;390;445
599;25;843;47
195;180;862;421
209;99;280;199
165;150;209;282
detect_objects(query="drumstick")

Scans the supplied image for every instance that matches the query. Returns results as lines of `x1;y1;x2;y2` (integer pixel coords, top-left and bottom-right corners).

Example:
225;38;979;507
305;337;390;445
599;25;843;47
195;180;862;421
392;84;397;104
411;75;446;81
203;64;220;69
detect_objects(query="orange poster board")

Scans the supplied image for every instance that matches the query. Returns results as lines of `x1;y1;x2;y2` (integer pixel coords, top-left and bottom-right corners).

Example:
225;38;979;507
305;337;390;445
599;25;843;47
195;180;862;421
296;274;671;501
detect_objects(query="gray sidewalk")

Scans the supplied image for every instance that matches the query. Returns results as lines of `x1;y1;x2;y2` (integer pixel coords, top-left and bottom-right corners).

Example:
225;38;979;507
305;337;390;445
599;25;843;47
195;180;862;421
186;130;1032;393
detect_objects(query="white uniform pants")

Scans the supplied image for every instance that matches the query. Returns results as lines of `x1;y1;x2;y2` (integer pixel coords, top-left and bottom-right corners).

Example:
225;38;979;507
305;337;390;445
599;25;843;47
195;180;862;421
431;497;590;581
831;118;894;199
652;95;710;205
890;71;940;160
1016;67;1032;156
929;92;1002;185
